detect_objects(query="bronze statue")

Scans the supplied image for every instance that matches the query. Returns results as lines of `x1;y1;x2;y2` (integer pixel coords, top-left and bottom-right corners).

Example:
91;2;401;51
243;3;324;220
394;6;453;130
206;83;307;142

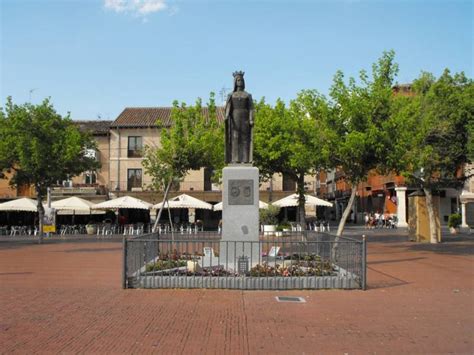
225;71;254;164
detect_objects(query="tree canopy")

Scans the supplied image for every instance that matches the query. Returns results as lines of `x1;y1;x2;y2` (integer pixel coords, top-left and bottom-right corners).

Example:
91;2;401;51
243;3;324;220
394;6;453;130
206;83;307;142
253;92;330;223
142;93;224;193
325;50;400;236
0;97;99;241
390;70;473;187
388;69;474;242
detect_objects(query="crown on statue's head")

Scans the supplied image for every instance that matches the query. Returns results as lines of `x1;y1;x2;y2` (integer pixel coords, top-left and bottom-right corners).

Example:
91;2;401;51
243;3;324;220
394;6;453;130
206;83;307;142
233;71;245;78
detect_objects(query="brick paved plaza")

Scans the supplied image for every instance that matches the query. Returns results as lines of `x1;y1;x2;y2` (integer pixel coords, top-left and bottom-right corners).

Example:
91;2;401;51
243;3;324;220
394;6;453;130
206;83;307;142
1;232;473;354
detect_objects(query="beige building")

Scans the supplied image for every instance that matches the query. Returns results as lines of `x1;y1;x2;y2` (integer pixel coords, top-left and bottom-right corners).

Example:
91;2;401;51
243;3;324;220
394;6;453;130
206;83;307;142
70;121;111;194
107;107;224;201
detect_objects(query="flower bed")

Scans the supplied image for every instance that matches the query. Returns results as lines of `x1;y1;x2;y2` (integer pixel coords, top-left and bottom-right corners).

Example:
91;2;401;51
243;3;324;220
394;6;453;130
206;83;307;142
249;260;334;277
143;252;335;277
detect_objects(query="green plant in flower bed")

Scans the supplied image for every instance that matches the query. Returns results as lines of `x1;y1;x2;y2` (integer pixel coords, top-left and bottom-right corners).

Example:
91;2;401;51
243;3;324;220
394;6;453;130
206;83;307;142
156;266;236;277
281;253;321;261
146;259;187;272
144;252;334;277
248;260;334;277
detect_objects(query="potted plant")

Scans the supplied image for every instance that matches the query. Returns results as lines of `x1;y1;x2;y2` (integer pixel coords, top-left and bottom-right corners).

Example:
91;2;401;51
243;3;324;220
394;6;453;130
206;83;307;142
448;213;462;234
279;222;291;233
86;222;97;235
259;205;280;235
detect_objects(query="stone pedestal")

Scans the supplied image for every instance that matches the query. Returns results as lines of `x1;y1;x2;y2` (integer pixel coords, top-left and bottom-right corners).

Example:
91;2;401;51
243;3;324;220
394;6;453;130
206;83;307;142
395;186;408;228
220;165;261;272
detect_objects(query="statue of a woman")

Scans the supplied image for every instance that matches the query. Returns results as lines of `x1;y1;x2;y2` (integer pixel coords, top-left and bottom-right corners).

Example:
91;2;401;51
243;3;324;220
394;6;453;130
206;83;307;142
225;71;254;164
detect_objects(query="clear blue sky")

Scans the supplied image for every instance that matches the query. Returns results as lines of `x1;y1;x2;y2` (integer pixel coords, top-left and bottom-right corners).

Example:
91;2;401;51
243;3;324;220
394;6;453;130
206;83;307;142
1;0;472;120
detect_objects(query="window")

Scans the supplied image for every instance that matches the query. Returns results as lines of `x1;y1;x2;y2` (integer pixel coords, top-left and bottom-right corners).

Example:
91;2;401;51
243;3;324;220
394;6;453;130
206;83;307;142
85;172;97;185
127;169;142;191
282;173;296;191
128;136;143;158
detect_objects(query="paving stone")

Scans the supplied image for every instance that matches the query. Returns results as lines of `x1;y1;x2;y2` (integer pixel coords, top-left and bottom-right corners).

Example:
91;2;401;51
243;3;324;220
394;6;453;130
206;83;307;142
0;237;472;354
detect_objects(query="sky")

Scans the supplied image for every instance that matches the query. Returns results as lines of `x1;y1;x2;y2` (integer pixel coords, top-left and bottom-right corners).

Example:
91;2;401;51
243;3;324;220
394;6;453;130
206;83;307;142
1;0;472;120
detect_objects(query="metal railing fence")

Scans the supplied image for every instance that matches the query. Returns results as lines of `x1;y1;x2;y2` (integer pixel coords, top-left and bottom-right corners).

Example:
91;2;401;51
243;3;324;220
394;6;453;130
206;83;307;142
123;231;366;290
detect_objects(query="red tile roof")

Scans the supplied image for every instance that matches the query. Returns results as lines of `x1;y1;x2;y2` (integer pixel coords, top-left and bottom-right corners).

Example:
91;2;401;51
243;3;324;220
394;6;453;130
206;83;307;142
111;107;225;128
74;120;113;135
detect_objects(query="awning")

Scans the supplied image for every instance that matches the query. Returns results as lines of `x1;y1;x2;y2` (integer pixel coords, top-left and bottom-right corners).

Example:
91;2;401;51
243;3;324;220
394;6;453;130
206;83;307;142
0;198;38;212
93;196;152;210
272;193;333;208
154;194;213;210
51;196;105;215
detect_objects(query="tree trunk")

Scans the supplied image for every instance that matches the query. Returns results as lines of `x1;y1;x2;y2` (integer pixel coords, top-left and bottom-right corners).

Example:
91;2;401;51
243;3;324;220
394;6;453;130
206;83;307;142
332;185;357;261
336;185;357;237
423;187;439;244
152;181;172;233
296;174;306;226
36;185;44;244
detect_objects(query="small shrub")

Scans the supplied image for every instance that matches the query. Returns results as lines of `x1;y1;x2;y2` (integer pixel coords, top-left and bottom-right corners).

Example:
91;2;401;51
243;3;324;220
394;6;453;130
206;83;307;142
146;259;186;272
276;222;291;231
259;205;280;225
448;213;462;229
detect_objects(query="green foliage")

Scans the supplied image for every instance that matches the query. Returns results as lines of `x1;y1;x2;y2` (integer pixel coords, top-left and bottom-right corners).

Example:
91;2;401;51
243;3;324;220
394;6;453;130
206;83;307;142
259;205;280;225
142;93;224;191
254;91;330;222
146;259;187;272
327;50;399;184
468;113;474;162
322;50;401;237
254;93;329;181
389;70;474;189
448;213;462;229
276;222;291;231
0;97;99;196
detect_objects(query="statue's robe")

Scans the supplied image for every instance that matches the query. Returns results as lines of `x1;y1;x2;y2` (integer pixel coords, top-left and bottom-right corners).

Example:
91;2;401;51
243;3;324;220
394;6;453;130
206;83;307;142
224;92;254;164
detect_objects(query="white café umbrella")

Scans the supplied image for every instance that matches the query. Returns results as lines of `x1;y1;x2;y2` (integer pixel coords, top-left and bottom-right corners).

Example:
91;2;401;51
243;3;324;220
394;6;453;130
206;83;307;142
272;193;333;208
0;198;38;212
51;196;105;215
153;194;213;210
213;200;269;211
93;195;152;210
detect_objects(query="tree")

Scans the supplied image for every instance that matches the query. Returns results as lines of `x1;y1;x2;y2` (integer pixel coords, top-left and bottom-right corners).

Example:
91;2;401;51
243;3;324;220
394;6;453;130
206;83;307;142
254;92;330;223
388;70;474;243
0;97;99;243
142;93;224;230
326;50;399;237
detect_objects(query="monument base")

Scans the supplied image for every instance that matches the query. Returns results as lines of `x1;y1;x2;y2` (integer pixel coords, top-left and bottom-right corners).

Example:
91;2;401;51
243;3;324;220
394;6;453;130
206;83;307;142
220;165;260;272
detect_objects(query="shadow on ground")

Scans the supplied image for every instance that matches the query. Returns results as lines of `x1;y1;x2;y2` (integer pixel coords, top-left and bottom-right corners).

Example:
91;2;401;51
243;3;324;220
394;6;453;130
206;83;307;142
400;240;474;256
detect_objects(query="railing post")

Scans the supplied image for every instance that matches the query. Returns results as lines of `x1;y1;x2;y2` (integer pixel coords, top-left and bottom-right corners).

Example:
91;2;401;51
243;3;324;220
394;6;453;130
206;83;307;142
122;236;128;289
362;234;367;290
